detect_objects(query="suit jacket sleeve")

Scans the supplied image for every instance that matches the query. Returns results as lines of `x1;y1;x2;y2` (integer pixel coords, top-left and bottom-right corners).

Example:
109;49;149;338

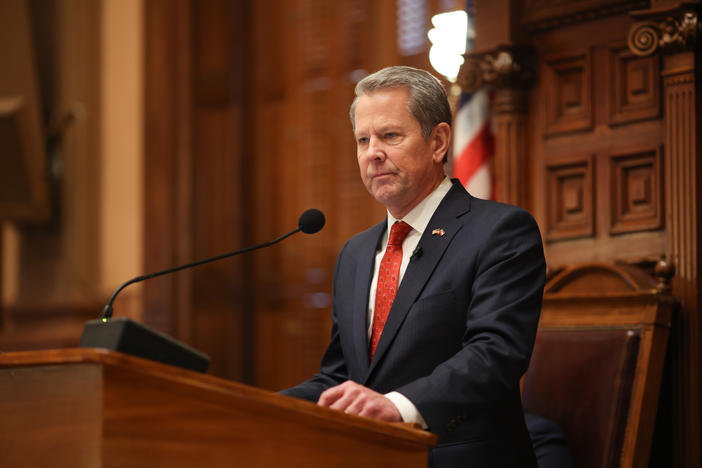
395;206;545;435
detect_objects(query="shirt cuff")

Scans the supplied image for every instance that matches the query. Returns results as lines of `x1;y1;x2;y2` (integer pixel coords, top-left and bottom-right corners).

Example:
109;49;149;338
385;391;428;429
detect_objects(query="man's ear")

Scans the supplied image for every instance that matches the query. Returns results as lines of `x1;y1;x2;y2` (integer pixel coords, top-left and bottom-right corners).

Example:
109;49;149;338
431;122;451;163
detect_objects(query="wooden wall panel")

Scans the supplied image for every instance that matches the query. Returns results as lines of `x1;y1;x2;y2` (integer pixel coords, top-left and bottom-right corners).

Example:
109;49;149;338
144;0;253;381
191;0;251;382
544;153;594;241
608;146;662;235
609;46;660;125
525;14;666;267
542;50;593;136
143;0;192;338
469;1;702;466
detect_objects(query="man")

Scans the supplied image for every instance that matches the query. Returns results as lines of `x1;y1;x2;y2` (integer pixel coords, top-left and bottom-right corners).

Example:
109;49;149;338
281;66;545;467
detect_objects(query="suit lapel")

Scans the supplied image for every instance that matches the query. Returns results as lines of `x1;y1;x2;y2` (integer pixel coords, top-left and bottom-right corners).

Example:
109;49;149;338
365;181;471;380
350;221;385;377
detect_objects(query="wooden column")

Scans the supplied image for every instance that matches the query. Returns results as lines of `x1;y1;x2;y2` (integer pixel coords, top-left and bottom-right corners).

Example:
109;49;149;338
493;74;531;208
629;6;701;467
457;45;535;209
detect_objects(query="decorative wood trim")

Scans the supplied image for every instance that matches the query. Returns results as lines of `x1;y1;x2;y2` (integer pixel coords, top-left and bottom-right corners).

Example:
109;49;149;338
520;0;648;32
545;154;595;241
609;146;663;235
457;45;536;94
542;50;593;137
494;92;529;207
628;7;701;56
457;45;535;209
608;45;661;126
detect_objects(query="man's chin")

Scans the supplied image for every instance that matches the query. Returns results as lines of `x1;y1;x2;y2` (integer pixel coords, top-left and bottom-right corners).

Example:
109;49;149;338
370;186;401;206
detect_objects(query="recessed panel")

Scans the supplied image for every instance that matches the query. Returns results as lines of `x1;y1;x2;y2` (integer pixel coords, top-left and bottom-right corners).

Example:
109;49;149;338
545;154;595;241
609;147;663;234
609;46;660;125
543;51;593;136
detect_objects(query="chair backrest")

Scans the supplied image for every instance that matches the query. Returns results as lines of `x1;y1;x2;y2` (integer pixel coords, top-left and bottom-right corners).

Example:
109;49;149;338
521;262;673;468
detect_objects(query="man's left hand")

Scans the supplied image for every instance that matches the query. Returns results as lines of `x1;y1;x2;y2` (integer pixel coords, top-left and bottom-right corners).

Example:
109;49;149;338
317;380;402;422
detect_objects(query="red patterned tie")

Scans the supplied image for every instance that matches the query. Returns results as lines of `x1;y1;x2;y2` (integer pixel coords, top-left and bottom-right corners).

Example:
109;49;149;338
370;221;413;360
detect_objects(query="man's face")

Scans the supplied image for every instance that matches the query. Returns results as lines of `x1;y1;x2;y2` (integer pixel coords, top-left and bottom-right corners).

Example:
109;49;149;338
353;88;446;218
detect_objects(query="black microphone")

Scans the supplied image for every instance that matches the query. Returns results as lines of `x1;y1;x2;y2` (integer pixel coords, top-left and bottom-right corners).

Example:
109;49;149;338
298;208;325;234
80;209;325;372
99;208;325;321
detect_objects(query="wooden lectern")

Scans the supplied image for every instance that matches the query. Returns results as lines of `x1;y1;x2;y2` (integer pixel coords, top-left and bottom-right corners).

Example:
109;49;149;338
0;348;436;467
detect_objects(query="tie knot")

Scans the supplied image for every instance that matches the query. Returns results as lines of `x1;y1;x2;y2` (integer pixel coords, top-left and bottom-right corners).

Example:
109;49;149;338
388;221;412;246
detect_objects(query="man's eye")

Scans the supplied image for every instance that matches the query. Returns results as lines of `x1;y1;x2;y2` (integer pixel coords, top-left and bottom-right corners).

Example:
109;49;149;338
357;137;369;144
385;133;398;139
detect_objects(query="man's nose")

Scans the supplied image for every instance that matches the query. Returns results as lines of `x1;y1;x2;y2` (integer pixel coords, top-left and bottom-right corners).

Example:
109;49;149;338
367;137;386;160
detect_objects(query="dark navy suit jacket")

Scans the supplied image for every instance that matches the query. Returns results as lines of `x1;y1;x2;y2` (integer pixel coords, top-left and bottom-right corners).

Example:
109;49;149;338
282;180;545;467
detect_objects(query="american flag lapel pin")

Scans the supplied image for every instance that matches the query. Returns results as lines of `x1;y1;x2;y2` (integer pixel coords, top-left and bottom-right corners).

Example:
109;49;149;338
431;228;445;236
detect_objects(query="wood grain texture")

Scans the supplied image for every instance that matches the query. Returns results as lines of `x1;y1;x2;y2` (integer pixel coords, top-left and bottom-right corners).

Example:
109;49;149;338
0;348;436;467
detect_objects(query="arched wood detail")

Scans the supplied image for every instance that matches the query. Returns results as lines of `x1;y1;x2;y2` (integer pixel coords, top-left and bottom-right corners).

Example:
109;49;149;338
545;262;658;295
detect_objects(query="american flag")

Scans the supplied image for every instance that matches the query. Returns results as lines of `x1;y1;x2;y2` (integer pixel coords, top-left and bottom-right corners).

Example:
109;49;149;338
452;88;494;199
451;2;495;200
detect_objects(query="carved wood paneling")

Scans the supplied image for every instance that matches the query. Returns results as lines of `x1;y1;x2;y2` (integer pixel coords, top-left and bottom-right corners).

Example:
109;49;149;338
494;89;529;207
609;146;663;234
520;0;648;31
609;45;660;125
543;50;593;136
629;9;700;57
545;154;594;241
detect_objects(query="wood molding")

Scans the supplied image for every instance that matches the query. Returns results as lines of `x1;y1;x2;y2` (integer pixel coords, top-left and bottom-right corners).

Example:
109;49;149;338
608;45;661;125
494;93;529;207
457;45;536;94
542;50;593;137
608;146;663;235
520;0;649;32
545;153;595;241
628;7;701;56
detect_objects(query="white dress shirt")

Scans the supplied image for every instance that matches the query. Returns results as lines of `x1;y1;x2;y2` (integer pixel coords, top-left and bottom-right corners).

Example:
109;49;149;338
367;177;453;428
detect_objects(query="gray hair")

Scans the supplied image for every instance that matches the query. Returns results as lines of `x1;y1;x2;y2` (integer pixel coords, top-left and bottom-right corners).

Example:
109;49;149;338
349;66;452;140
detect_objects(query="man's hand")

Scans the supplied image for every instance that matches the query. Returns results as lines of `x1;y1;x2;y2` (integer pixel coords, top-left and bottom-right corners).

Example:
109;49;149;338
317;380;402;422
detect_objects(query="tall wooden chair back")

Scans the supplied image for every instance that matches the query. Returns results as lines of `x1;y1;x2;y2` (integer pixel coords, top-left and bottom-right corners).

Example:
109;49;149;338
521;262;673;468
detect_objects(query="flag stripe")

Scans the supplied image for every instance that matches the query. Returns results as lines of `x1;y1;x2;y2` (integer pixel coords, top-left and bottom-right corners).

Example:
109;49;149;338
453;88;490;152
453;121;493;184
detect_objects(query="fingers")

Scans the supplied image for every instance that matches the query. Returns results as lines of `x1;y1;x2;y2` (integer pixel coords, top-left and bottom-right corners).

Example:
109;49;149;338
316;381;402;422
317;380;359;411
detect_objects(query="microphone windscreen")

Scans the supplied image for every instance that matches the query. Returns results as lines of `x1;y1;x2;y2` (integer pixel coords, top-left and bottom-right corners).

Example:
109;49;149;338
298;209;325;234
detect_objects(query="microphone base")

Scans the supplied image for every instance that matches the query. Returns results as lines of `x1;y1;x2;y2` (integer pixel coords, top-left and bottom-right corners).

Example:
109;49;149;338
79;318;210;372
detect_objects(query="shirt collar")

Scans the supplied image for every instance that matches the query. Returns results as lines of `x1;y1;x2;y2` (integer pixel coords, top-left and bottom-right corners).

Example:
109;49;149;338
386;177;452;236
